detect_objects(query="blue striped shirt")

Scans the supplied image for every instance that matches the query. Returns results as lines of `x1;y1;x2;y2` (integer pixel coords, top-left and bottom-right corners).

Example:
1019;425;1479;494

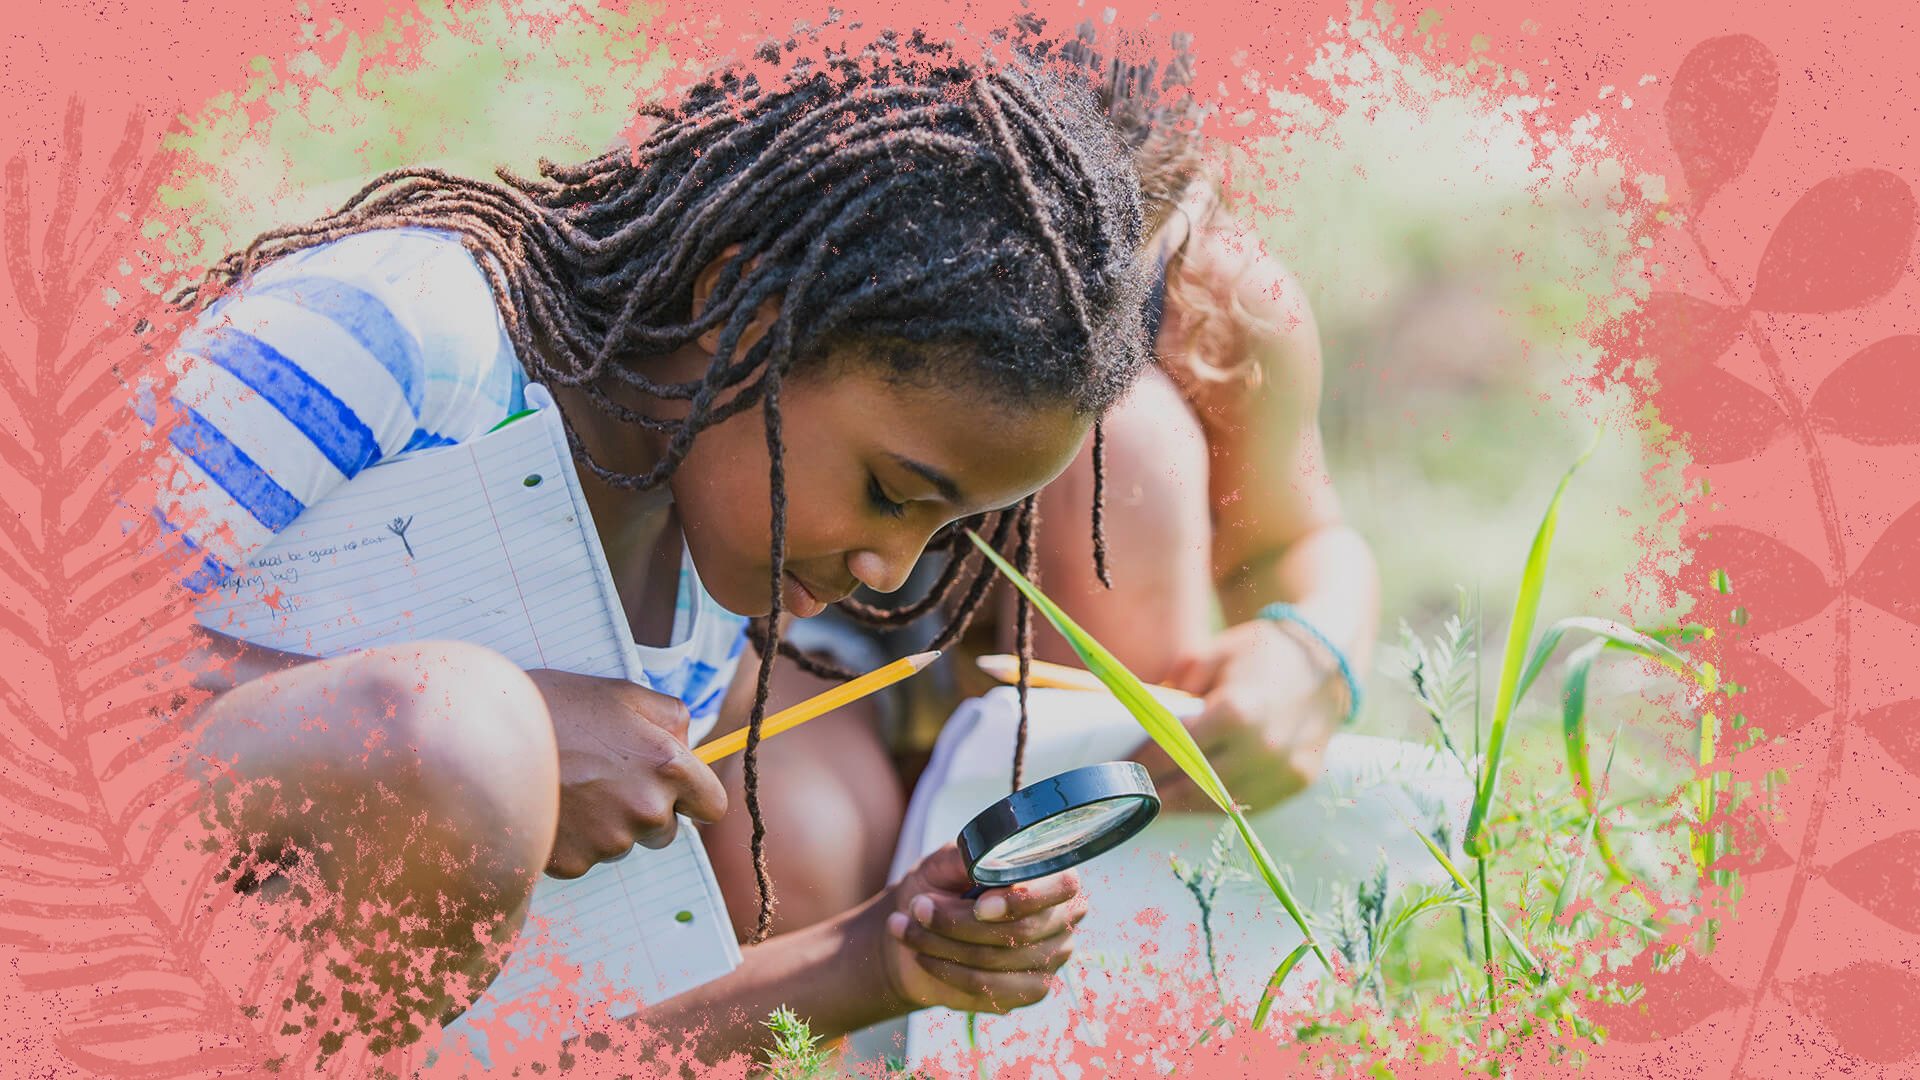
148;227;749;734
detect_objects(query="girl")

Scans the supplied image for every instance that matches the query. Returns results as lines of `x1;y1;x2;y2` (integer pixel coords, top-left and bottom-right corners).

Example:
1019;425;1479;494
704;25;1382;940
160;31;1151;1064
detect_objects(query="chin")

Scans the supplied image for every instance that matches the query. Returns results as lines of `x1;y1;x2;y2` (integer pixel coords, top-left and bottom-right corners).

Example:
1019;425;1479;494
708;578;771;619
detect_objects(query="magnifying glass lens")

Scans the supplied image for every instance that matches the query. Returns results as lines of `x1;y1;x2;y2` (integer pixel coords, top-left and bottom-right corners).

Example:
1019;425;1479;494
959;762;1161;887
975;798;1145;874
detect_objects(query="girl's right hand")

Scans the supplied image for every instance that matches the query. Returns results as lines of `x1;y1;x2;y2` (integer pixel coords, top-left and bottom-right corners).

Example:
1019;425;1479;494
876;844;1086;1014
525;669;729;878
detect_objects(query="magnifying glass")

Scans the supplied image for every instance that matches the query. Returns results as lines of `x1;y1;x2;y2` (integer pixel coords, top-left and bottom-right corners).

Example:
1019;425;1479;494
956;761;1161;895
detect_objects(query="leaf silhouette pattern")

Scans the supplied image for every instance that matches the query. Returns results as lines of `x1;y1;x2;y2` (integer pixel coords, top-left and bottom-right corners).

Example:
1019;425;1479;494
1824;830;1920;935
1665;35;1779;211
0;100;369;1075
1592;950;1744;1043
1724;811;1797;874
1685;525;1834;635
1720;646;1828;739
1748;169;1919;313
1854;501;1920;629
1789;962;1920;1064
1601;291;1746;379
1860;700;1920;779
1809;335;1920;446
1657;365;1787;465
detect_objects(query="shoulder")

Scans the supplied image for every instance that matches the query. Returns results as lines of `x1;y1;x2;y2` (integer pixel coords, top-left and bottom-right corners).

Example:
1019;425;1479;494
1164;202;1323;423
253;227;526;443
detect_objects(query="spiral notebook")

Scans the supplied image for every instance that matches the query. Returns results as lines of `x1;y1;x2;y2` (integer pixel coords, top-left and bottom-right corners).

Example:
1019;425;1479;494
194;384;740;1051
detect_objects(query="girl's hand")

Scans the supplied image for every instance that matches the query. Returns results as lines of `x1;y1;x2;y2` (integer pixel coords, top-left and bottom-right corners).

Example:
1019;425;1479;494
876;844;1086;1014
526;669;729;878
1129;619;1345;814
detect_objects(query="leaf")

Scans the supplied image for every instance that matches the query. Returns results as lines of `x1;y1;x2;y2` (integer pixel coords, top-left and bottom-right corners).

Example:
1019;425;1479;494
1560;639;1608;811
964;530;1329;967
1593;951;1744;1042
1825;831;1920;935
1749;169;1918;313
1810;335;1920;446
1791;962;1920;1063
1657;365;1788;464
1685;526;1834;635
1252;940;1315;1030
1861;700;1920;777
1517;615;1715;706
1720;647;1827;738
1552;811;1602;921
1463;429;1602;858
1600;292;1746;379
1856;502;1920;629
1665;35;1779;210
1724;812;1797;873
1406;823;1543;975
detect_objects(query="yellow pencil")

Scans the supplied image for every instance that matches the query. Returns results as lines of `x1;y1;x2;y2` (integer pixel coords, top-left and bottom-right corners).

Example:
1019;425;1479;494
695;650;941;763
975;654;1200;707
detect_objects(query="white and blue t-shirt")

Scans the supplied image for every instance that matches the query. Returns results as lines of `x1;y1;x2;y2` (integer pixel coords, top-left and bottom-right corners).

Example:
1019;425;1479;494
148;226;749;736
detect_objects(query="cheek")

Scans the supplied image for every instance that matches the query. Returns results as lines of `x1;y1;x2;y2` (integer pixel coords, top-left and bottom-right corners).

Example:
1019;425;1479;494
670;424;775;605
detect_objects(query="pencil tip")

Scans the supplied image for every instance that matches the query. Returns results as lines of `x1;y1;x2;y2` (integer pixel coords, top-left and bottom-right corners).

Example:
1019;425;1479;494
909;650;941;671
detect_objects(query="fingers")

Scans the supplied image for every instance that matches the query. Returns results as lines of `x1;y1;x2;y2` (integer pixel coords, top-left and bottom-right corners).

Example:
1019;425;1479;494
655;739;729;825
620;684;693;744
888;909;1076;971
897;885;1087;946
912;843;976;894
1162;650;1221;696
910;956;1064;1014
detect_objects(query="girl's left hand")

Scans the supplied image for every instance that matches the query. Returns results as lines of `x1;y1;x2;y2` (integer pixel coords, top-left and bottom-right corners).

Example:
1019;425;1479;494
1129;619;1346;814
876;844;1086;1015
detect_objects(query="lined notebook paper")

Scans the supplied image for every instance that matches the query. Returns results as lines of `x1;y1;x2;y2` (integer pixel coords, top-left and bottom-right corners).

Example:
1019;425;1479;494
195;385;740;1049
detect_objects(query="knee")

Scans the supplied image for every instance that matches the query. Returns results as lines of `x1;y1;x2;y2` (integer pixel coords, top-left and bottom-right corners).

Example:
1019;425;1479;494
210;642;559;895
345;642;559;860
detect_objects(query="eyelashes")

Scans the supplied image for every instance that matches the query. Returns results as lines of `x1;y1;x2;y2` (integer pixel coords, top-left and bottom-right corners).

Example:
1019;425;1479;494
867;474;908;519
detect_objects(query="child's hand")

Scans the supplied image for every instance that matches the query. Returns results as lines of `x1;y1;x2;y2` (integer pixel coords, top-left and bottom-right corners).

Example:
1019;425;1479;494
877;844;1085;1014
1132;619;1344;813
527;669;729;878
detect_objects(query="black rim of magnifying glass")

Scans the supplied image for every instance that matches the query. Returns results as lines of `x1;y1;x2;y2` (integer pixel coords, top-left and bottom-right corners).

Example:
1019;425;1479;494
957;761;1161;887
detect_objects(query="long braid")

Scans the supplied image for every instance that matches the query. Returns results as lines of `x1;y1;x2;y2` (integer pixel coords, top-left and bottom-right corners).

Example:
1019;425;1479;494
174;30;1152;934
1010;495;1040;792
742;373;787;944
1091;419;1113;587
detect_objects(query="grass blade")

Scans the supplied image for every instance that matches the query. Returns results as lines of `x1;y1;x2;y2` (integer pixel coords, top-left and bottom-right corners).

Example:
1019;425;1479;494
1518;615;1716;704
1560;638;1608;815
1408;822;1544;976
1253;940;1316;1030
1462;428;1604;858
1551;813;1602;922
966;531;1328;966
1554;720;1629;921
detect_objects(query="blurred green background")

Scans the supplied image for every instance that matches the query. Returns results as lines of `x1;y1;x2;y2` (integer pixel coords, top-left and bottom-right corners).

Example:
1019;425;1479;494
157;0;1689;767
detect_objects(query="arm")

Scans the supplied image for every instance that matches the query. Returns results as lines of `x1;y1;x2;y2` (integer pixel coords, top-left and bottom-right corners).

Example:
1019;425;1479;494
1028;363;1217;682
640;847;1083;1067
1134;220;1381;811
1198;241;1379;664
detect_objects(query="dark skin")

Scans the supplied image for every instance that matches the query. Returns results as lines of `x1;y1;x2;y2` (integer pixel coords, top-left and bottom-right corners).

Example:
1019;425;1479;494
188;250;1100;1058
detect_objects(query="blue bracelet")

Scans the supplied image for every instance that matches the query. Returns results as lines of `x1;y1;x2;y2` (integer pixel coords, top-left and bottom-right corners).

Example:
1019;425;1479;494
1259;602;1363;725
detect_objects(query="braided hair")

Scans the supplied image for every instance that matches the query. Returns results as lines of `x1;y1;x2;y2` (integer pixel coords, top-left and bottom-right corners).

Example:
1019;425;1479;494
179;29;1152;942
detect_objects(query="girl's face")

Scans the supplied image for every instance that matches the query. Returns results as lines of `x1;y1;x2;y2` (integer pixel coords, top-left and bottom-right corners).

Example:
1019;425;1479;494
668;363;1092;619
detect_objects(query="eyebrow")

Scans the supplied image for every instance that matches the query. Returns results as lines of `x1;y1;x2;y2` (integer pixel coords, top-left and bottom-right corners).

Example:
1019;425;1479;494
889;454;966;505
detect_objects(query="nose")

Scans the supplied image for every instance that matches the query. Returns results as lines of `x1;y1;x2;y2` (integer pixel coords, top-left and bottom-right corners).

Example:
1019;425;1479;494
846;539;922;596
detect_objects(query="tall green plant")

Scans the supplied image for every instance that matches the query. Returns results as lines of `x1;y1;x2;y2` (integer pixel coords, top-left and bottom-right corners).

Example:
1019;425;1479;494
965;531;1329;969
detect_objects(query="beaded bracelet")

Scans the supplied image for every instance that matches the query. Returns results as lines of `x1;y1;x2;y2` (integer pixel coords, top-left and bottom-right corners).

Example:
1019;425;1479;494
1259;602;1363;726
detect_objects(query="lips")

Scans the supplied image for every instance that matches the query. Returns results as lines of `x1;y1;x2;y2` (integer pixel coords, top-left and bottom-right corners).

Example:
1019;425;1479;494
781;572;843;618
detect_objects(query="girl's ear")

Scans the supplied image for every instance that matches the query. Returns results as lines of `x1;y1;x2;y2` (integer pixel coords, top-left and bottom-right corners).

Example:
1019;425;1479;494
693;244;782;357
